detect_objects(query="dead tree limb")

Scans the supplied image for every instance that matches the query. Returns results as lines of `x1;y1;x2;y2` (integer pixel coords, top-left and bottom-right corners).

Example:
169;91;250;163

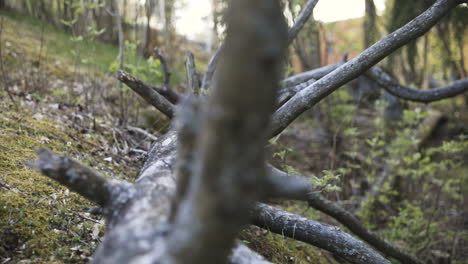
253;203;392;264
201;0;320;91
263;166;422;264
126;126;159;141
287;0;319;44
307;193;423;264
281;62;343;88
155;48;171;88
201;45;222;90
117;70;175;118
278;62;344;106
265;165;313;201
69;132;271;264
33;133;396;263
270;0;466;137
155;48;180;104
185;51;200;95
30;149;131;209
366;66;468;102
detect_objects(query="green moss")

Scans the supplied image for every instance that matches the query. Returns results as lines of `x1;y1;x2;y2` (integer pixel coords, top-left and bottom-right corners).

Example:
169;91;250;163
0;102;115;262
240;226;337;264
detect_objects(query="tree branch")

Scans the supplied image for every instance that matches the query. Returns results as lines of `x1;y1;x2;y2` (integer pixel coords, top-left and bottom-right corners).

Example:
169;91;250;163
155;48;171;88
281;62;344;88
366;66;468;102
264;165;313;201
201;0;320;91
262;166;423;264
270;0;464;137
278;63;344;106
154;48;180;104
185;51;201;95
307;192;423;264
253;203;392;264
201;45;222;90
126;126;158;141
30;149;126;208
117;70;175;118
287;0;319;44
79;131;271;264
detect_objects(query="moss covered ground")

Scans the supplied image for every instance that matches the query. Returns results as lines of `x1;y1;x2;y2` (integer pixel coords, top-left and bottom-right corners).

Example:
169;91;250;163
0;101;108;262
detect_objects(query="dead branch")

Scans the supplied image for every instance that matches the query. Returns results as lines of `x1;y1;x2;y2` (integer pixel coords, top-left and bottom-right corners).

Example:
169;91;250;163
30;149;128;208
126;126;158;141
277;63;344;106
308;192;423;264
281;62;344;88
155;48;171;88
117;70;175;118
253;203;392;264
287;0;319;44
201;0;320;91
154;48;180;104
262;166;422;264
278;77;317;106
366;66;468;102
270;0;465;137
88;132;271;264
265;165;313;201
185;51;200;95
201;45;222;90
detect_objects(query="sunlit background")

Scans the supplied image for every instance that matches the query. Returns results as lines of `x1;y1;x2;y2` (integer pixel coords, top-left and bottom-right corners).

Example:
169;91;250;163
175;0;387;40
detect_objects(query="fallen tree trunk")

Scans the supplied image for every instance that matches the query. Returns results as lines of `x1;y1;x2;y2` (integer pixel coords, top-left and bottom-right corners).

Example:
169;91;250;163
33;133;272;264
253;203;392;264
33;132;391;264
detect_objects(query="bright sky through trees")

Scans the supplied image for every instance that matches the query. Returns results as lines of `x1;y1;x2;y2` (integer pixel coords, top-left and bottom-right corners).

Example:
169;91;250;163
175;0;387;40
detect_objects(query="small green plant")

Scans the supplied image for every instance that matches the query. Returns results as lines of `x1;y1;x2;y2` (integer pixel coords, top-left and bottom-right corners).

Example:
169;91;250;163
311;168;348;192
354;102;468;260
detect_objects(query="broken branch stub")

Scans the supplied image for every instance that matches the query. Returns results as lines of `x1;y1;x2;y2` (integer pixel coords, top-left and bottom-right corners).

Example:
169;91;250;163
31;149;122;208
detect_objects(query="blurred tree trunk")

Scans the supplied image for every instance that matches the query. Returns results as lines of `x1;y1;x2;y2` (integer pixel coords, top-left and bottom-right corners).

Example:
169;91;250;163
364;0;377;48
349;0;381;105
143;0;155;57
436;23;462;81
63;0;70;23
38;0;50;22
164;0;175;62
211;0;220;50
288;0;321;71
55;0;62;26
122;0;128;31
97;0;116;43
